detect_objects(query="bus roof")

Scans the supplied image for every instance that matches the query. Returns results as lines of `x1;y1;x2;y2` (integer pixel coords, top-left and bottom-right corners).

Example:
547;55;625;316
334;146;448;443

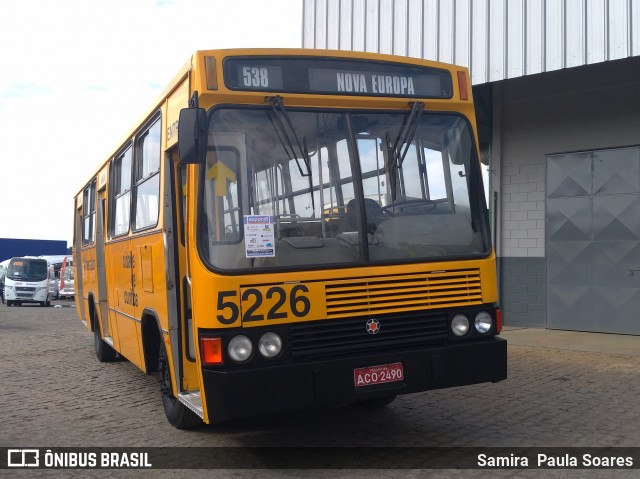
75;48;467;199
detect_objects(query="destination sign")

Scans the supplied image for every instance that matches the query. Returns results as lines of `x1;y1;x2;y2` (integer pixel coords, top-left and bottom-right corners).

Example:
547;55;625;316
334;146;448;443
224;57;452;99
233;64;284;90
310;68;420;95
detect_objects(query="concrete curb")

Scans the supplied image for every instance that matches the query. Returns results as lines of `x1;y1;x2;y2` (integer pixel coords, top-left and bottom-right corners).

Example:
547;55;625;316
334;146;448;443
501;327;640;356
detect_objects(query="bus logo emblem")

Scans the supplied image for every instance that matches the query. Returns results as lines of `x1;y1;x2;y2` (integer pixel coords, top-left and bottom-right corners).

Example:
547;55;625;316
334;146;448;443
366;319;381;335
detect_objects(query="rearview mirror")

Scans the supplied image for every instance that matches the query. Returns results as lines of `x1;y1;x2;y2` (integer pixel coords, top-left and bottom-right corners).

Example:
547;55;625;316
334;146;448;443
178;108;208;164
448;128;471;166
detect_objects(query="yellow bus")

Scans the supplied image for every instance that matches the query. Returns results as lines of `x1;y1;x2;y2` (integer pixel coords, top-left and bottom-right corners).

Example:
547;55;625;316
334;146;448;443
73;48;506;429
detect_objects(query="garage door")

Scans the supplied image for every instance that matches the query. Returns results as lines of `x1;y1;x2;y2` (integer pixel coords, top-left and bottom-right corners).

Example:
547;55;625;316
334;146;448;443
546;146;640;334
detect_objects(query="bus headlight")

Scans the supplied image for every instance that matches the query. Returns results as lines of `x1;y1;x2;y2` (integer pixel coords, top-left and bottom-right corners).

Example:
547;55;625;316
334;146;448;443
451;314;470;336
228;335;253;362
258;332;282;358
474;311;493;334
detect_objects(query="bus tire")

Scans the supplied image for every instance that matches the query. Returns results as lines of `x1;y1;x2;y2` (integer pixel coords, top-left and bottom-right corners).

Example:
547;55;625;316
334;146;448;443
94;320;116;362
158;340;202;430
356;395;397;407
6;300;12;307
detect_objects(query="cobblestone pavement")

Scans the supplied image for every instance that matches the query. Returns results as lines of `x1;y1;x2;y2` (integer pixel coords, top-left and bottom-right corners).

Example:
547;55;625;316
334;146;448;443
1;301;639;479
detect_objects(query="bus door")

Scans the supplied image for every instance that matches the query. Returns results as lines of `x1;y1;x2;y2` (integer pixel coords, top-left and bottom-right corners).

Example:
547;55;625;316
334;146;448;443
176;133;246;414
95;191;111;340
74;196;87;324
169;150;200;405
110;145;141;367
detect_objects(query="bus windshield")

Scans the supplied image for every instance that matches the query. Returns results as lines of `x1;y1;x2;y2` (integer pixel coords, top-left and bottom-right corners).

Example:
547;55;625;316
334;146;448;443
7;258;49;281
199;106;489;271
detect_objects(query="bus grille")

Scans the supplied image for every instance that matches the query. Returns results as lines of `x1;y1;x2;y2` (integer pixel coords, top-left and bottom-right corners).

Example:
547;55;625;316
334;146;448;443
324;269;483;317
290;312;448;360
16;286;36;298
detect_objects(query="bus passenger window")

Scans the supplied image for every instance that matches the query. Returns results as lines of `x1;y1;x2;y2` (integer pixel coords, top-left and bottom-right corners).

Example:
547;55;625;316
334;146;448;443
112;147;132;236
82;180;96;245
134;118;161;231
255;165;287;217
424;147;447;200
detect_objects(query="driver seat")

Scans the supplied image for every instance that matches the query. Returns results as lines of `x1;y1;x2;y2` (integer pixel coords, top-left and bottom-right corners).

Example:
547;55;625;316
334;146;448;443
346;198;383;234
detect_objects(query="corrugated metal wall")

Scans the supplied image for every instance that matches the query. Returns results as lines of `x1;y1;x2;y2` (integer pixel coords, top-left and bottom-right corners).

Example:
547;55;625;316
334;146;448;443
303;0;640;85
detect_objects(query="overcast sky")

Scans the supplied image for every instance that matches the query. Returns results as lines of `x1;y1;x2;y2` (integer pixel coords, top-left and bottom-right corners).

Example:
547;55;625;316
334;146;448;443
0;0;302;245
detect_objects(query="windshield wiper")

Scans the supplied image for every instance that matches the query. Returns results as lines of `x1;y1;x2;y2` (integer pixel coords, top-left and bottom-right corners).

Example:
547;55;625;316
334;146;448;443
267;96;311;176
266;95;315;213
388;101;424;169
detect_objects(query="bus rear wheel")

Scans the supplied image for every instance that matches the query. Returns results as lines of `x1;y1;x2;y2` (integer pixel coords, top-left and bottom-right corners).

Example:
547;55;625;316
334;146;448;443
158;340;202;430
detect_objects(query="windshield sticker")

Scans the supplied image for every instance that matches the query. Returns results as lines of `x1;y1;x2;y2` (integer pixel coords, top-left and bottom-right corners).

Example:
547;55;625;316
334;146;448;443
243;215;275;258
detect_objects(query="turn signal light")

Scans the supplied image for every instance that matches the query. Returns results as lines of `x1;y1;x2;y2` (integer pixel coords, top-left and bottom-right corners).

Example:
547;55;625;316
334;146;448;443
457;71;469;100
205;56;218;90
200;337;223;365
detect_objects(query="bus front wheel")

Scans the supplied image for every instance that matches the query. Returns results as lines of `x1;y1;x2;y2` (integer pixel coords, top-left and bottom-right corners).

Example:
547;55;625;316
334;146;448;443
158;340;201;430
94;320;116;362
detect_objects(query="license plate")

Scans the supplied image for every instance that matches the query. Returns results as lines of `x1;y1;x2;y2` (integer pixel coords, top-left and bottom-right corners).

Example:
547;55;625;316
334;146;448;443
354;362;404;387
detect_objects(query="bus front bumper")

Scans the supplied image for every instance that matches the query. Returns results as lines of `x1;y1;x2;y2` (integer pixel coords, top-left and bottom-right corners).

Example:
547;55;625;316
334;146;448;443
200;337;507;423
4;287;48;303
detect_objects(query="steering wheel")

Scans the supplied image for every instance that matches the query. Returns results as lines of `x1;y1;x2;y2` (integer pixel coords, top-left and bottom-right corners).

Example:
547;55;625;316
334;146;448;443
380;199;437;213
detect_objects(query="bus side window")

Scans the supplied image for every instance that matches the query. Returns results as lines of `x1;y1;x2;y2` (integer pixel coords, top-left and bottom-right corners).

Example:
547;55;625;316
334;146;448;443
254;164;287;217
424;147;447;201
400;143;447;203
82;180;96;245
133;117;161;231
112;146;133;236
